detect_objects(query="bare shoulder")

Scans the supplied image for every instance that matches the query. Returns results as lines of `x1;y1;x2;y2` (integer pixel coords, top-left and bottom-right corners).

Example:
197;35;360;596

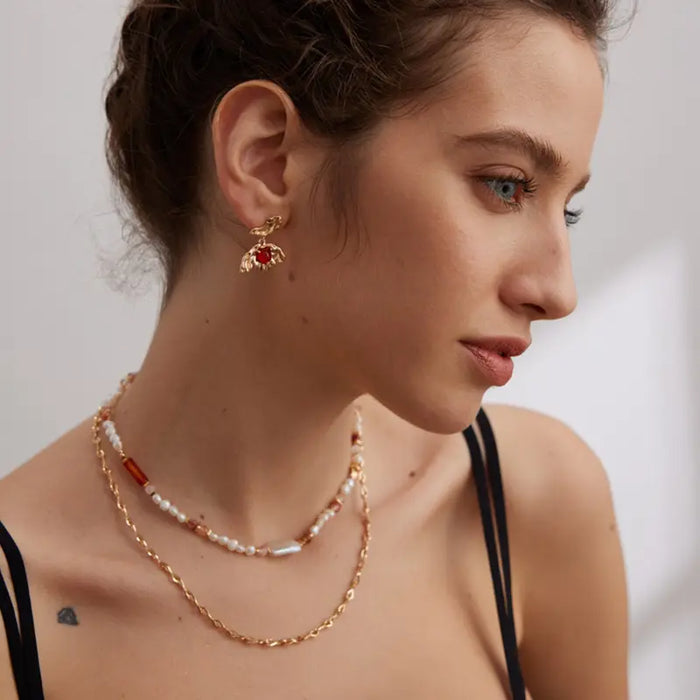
480;402;614;518
481;402;629;698
0;416;118;613
0;420;94;698
0;419;99;541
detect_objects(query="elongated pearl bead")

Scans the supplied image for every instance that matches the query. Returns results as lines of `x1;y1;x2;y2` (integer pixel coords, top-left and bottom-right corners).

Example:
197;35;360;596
267;540;302;557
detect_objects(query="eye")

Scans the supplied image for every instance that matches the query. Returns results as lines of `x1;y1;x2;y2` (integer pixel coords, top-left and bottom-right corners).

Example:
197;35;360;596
478;175;584;228
564;207;583;227
478;175;537;210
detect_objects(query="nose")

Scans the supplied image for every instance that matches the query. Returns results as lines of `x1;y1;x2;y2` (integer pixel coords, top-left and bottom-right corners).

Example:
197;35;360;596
501;222;578;321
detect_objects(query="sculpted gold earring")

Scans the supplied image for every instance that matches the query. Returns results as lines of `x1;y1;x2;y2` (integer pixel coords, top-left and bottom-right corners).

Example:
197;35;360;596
239;215;287;273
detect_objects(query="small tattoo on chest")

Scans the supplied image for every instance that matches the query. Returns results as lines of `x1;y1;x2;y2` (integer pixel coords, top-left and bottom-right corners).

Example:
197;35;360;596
57;607;79;626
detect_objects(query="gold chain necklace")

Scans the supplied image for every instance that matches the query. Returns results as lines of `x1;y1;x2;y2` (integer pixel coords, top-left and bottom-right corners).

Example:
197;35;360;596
91;381;372;648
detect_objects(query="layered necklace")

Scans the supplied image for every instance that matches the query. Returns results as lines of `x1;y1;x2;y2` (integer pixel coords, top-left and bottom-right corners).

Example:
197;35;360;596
92;373;371;647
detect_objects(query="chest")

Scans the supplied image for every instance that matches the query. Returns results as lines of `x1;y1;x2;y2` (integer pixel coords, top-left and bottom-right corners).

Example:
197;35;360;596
28;505;519;699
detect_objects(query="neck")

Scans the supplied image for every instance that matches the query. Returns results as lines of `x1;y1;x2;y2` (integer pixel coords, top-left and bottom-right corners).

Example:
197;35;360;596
104;258;439;547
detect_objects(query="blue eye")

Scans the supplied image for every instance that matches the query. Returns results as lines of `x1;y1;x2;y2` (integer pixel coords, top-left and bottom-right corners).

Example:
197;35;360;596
478;175;584;227
477;175;537;209
480;176;537;208
490;180;520;201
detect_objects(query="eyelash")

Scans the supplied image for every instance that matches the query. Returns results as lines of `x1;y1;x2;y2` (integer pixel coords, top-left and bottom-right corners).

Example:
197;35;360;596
477;175;584;227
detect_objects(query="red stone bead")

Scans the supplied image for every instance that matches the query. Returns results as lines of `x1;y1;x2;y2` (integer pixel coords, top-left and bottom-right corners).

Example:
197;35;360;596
123;457;149;487
255;247;272;265
351;431;360;444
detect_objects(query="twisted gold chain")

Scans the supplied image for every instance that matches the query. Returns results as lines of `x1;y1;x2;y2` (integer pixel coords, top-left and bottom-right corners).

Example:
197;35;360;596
91;381;372;648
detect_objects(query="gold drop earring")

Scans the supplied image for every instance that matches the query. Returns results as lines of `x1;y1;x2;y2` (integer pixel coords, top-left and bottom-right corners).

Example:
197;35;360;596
239;215;286;273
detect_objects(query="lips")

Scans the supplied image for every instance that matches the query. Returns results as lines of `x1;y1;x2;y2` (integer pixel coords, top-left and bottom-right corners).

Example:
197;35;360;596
458;336;531;358
460;343;515;386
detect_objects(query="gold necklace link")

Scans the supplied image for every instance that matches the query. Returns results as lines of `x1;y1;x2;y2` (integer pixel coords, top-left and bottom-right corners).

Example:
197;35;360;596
91;386;372;648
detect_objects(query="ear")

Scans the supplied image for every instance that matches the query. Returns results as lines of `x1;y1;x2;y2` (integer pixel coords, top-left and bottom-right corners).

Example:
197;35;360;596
210;80;300;231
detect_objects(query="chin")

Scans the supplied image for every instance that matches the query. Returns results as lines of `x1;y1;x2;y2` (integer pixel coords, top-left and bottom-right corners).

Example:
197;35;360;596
367;372;486;435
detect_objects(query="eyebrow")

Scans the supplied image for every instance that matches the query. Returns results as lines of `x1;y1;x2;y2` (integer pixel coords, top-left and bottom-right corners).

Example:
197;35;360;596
452;127;591;195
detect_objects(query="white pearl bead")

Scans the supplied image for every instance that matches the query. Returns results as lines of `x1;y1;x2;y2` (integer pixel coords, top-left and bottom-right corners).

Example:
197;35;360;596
352;455;365;466
227;539;238;551
342;483;352;495
176;512;187;524
235;544;246;553
217;535;229;546
348;477;356;487
145;484;156;495
351;444;362;454
310;525;320;535
168;505;179;517
268;540;302;556
152;493;163;505
208;531;218;542
159;499;171;511
245;546;256;556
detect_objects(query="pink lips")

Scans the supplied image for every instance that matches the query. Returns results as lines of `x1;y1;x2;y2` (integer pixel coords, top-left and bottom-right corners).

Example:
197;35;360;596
461;343;515;386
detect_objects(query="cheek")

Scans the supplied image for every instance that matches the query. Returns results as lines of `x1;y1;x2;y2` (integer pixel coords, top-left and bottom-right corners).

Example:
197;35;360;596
331;166;487;358
359;160;496;305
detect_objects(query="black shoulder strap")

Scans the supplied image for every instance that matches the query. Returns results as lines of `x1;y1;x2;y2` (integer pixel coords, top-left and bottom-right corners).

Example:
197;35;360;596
0;520;45;700
463;408;526;699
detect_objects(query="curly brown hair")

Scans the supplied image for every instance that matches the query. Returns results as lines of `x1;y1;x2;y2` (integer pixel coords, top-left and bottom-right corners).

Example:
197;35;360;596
104;0;626;300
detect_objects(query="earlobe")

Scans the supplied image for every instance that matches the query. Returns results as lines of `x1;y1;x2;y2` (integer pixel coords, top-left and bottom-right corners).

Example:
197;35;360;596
210;80;295;230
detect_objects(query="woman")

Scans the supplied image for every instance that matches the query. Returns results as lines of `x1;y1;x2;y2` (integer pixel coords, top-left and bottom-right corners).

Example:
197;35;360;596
0;0;630;697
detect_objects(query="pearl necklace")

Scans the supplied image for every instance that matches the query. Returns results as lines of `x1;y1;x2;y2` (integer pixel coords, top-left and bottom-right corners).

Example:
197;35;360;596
93;373;372;648
100;373;364;557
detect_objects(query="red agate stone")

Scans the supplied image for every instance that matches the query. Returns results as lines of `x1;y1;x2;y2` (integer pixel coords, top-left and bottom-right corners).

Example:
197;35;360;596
255;247;273;265
123;457;149;487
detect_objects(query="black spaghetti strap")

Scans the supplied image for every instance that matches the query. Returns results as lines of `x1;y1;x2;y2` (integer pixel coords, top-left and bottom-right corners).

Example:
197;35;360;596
463;408;525;699
476;409;515;620
0;552;26;697
0;521;45;700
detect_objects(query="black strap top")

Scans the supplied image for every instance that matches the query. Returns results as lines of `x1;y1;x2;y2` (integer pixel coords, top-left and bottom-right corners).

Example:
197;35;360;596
0;406;524;699
464;407;527;698
0;520;44;700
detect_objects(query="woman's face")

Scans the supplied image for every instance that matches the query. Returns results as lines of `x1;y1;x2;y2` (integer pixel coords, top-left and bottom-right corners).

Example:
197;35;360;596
274;14;604;432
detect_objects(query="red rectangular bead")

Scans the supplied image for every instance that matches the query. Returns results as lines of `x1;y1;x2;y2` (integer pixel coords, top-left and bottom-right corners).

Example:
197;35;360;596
123;457;149;487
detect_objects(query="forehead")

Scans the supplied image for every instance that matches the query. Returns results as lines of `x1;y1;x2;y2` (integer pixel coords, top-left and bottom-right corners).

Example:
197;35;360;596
428;14;605;171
